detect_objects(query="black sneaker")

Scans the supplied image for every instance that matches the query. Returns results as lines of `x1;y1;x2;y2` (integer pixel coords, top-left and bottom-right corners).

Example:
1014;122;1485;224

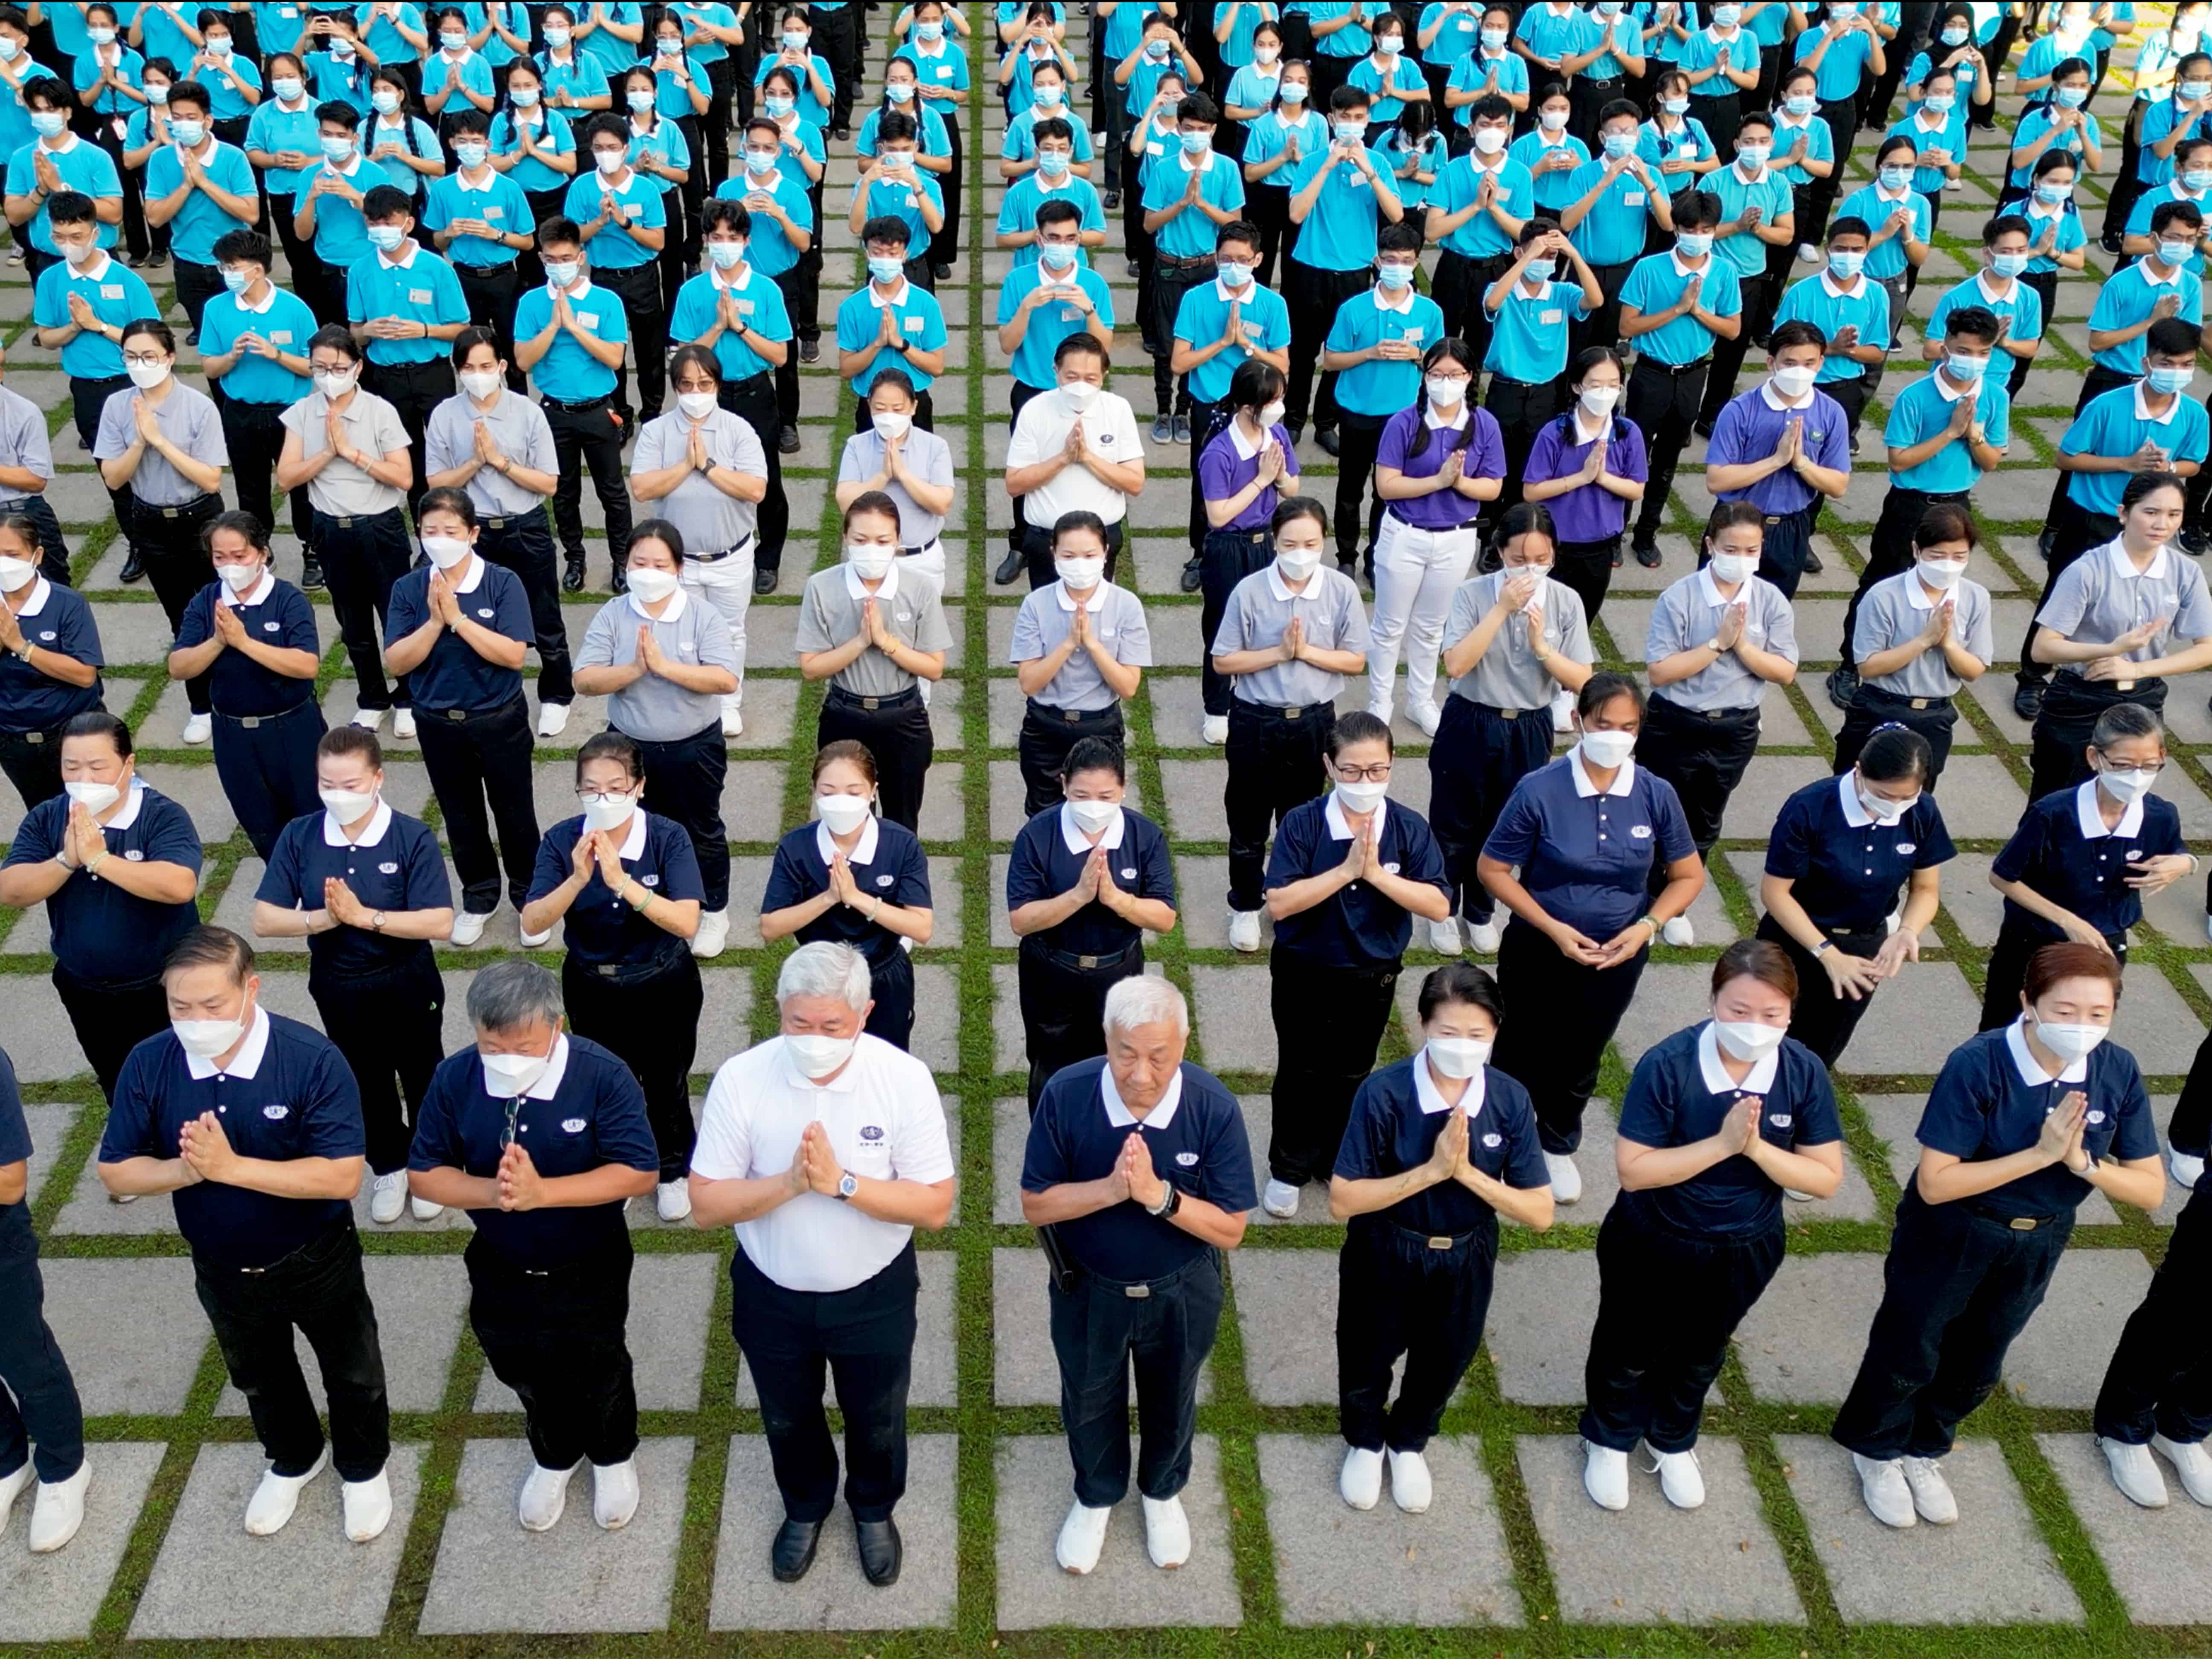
1285;421;1304;447
753;567;777;596
145;249;167;269
1316;427;1340;457
2101;231;2127;256
1632;542;1662;568
932;261;952;280
832;125;850;141
1692;417;1714;439
1180;557;1202;593
1103;189;1120;210
1800;545;1824;574
2183;527;2212;557
799;338;820;365
778;424;801;454
119;547;145;583
1173;415;1191;444
994;547;1025;585
2039;527;2056;560
300;553;325;590
2014;680;2044;720
562;556;586;594
1150;413;1174;444
1826;664;1859;710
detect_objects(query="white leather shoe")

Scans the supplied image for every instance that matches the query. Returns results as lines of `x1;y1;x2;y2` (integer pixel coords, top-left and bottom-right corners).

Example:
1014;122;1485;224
448;909;488;947
0;1458;33;1534
1201;714;1228;745
368;1170;407;1224
1543;1150;1581;1204
409;1194;444;1222
690;908;730;959
1469;920;1502;955
1055;1499;1110;1574
1227;909;1261;952
1404;700;1441;737
343;1467;393;1542
392;709;417;741
1387;1447;1432;1513
181;711;212;745
1140;1493;1190;1568
2101;1438;2168;1509
1339;1446;1382;1510
536;701;572;739
1261;1178;1300;1218
2172;1149;2204;1190
592;1458;640;1529
1661;915;1694;946
519;1460;580;1532
1582;1441;1628;1511
656;1179;692;1222
1852;1452;1916;1528
350;706;386;732
28;1460;88;1553
1644;1443;1704;1510
2152;1433;2212;1505
244;1447;328;1536
520;926;553;949
1901;1455;1957;1523
721;694;744;738
1427;916;1461;955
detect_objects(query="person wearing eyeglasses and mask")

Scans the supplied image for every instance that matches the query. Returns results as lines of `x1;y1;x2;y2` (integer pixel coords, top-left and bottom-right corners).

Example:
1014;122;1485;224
1010;511;1153;817
406;957;660;1531
1834;941;2163;1530
1698;319;1849;600
1579;940;1844;1513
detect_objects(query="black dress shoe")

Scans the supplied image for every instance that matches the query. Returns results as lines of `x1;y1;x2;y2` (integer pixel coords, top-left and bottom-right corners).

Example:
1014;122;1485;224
799;338;820;364
1315;427;1340;457
770;1518;822;1583
932;260;952;280
562;556;586;594
1180;556;1202;593
2014;680;2044;720
1799;544;1824;574
994;547;1025;585
300;553;325;590
832;125;850;141
753;566;777;596
1691;417;1713;440
1825;664;1859;710
1103;189;1120;210
1632;542;1662;568
778;424;801;454
855;1516;901;1587
119;547;145;583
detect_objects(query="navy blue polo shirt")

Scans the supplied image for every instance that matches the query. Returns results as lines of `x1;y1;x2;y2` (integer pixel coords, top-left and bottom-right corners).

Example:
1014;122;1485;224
1481;754;1697;940
99;1012;364;1268
0;1048;31;1258
3;784;203;987
1617;1024;1843;1238
1333;1051;1549;1243
1763;773;1956;934
0;580;102;734
173;576;320;719
384;556;532;713
256;804;451;979
527;810;704;974
1264;794;1451;967
1020;1056;1258;1282
1915;1023;2158;1218
762;815;932;979
1005;805;1177;958
1991;782;2185;943
407;1033;659;1265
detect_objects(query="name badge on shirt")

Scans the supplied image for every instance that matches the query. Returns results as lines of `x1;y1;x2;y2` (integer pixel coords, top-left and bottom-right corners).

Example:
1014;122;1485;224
1059;306;1082;321
264;1103;289;1119
904;315;923;332
1625;191;1646;206
271;330;293;344
623;202;642;218
100;283;124;299
576;312;600;330
1539;309;1562;326
408;289;432;306
1400;326;1424;345
1676;142;1696;158
935;63;953;76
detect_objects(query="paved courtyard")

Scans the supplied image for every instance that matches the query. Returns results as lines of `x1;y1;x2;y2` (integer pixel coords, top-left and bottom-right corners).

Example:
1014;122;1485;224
5;11;2212;1657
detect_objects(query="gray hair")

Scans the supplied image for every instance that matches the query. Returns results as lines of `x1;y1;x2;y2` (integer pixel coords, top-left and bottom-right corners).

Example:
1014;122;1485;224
776;940;873;1011
2092;701;2165;751
468;959;565;1033
1103;974;1188;1039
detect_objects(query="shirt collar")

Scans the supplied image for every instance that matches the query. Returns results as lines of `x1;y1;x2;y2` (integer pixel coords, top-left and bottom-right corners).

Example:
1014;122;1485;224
1054;577;1107;612
1423;399;1471;431
1324;789;1387;843
2135;379;2181;425
1733;160;1770;184
185;1004;273;1081
1903;569;1945;610
1669;250;1707;278
2075;776;2148;840
612;807;649;861
1228;416;1265;459
12;576;49;618
1973;270;2017;305
1371;282;1415;313
1697;562;1749;607
2140;255;2184;288
1837;770;1877;827
1931;367;1973;404
1569;745;1636;797
450;553;485;594
234;281;276;314
630;585;688;623
376;240;420;271
1058;801;1127;854
322;799;394;847
2005;1015;2090;1086
104;778;145;831
815;810;882;867
73;250;113;283
1412;1048;1485;1118
1760;379;1813;412
868;278;913;308
218;569;278;609
457;167;497;193
1102;1062;1183;1131
1697;1020;1781;1095
1265;562;1314;603
516;1032;573;1101
2107;535;2170;582
1820;268;1863;297
843;559;900;605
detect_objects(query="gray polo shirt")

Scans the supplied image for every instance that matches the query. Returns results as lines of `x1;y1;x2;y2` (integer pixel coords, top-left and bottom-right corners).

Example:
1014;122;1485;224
278;387;409;518
2036;537;2212;680
0;384;52;508
1008;579;1153;712
1212;562;1371;709
576;588;740;742
93;383;226;507
795;560;955;697
423;390;557;518
1444;570;1593;711
1646;566;1800;713
837;426;955;548
631;408;767;559
1854;571;1997;700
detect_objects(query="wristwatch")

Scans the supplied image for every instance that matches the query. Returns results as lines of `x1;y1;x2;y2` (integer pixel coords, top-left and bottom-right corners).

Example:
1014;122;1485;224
370;910;387;931
835;1170;859;1201
1147;1182;1181;1220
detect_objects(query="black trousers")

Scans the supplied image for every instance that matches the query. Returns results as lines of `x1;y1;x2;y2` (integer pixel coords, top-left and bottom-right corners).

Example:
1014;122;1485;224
214;698;325;861
415;694;541;914
1572;260;1636;358
1554;536;1621;629
1199;528;1274;716
1752;508;1813;602
313;951;445;1178
1626;356;1707;547
1755;914;1887;1070
1491;918;1647;1154
1698;270;1776;427
730;1240;919;1524
68;372;128;457
361;358;455;520
1331;411;1391;569
127;491;221;715
1432;249;1508;367
2096;1178;2212;1444
53;965;168;1106
477;509;574;704
2016;497;2120;693
1844;485;1965;657
1248;182;1291;287
194;1220;392;1483
1048;1248;1224;1507
313;506;416;712
811;0;862;129
468;1232;638;1471
1485;375;1562;521
1018;935;1144;1113
1336;1220;1496;1453
0;1253;84;1484
1185;399;1234;559
1832;1187;2073;1461
456;261;524;387
1581;1200;1785;1453
1834;684;1957;784
2169;1024;2212;1158
1018;701;1125;818
2041;365;2136;530
1225;699;1333;913
2028;673;2165;811
544;397;634;572
593;263;667;423
564;951;703;1182
632;721;730;911
1021;518;1122;593
1150;262;1211;417
222;399;312;547
1637;696;1759;860
173;256;225;340
819;686;931;832
1285;261;1374;431
1269;949;1400;1186
0;724;73;814
1429;698;1554;925
721;371;789;574
862;945;916;1053
1979;912;2128;1034
1693;91;1741;151
1826;373;1872;448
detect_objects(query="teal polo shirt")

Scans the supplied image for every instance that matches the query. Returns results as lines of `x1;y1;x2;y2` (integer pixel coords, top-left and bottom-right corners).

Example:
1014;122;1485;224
32;254;154;380
140;140;254;267
347;245;469;367
835;279;947;395
1564;159;1657;267
1347;53;1427;123
5;137;119;255
852;168;945;250
1793;17;1875;100
561;168;666;270
1771;111;1834;189
668;266;794;383
1683;26;1757;97
1287;145;1396;272
2062;383;2212;515
1837;182;1929;282
1515;3;1598;65
2089;260;2206;374
1307;2;1372;57
998;262;1117;390
2127;186;2212;276
305;157;373;266
1618;250;1742;365
1444;50;1528;125
422;170;535;267
1883;370;2010;493
1887;105;1969;195
1637;114;1717;171
1431;154;1531;259
1486;278;1589;382
1707;161;1792;279
244;95;323;199
1773;269;1892;382
1002;107;1095;167
198;287;315;406
513;279;628;402
710;169;813;277
1506;130;1592;214
1140;151;1247;259
1926;271;2045;357
997;175;1105;267
1326;287;1446;417
1171;276;1290;404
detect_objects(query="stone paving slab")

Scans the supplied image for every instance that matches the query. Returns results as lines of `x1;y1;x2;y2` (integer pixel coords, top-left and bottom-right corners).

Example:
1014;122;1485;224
21;1101;77;1210
480;1254;716;1413
221;1254;467;1417
736;1249;956;1409
131;1443;425;1639
417;1438;693;1635
2037;1430;2212;1625
709;1433;958;1630
1733;1253;1885;1405
2002;1249;2154;1410
0;1440;163;1643
41;1257;207;1417
1258;1433;1522;1628
1485;1250;1601;1408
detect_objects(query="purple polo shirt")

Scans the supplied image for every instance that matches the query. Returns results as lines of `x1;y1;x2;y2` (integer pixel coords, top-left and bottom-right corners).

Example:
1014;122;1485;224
1705;382;1851;518
1374;403;1505;531
1524;409;1650;544
1196;419;1299;532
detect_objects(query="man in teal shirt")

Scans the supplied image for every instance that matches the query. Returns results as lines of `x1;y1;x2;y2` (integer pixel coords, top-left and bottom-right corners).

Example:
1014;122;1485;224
346;184;469;519
1141;93;1246;444
1695;109;1794;433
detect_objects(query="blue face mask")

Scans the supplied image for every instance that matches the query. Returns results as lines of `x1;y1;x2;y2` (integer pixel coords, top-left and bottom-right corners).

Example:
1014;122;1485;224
1333;119;1366;144
1377;34;1403;53
2056;84;2089;108
1990;250;2029;279
1784;94;1817;116
1924;93;1956;113
867;254;905;283
1279;81;1307;103
1676;230;1712;258
220;265;250;294
1180;129;1211;155
1376;262;1413;290
1879;166;1915;190
366;224;404;253
1827;248;1865;279
1601;131;1636;159
1662;96;1690;116
917;20;943;41
1737;144;1769;169
2186;169;2212;192
1944;352;1988;382
2149;364;2196;395
1941;26;1968;44
2035;180;2072;204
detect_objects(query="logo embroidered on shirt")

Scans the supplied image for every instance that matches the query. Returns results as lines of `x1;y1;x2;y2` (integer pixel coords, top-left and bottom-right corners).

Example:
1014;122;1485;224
2088;1110;2107;1125
476;607;494;619
876;873;894;886
1897;841;1916;854
642;873;660;886
1768;1113;1793;1128
1482;1132;1503;1148
263;1104;289;1119
378;860;399;873
861;1124;885;1141
1176;1151;1199;1166
562;1117;586;1132
124;849;144;861
263;620;280;632
1630;824;1652;839
1121;867;1136;879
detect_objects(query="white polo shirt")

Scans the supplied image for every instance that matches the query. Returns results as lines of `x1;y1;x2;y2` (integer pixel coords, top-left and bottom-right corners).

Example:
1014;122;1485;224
1004;384;1145;528
692;1032;955;1293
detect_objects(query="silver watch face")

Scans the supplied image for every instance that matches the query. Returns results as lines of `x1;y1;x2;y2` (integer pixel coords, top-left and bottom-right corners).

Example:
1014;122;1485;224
839;1171;859;1197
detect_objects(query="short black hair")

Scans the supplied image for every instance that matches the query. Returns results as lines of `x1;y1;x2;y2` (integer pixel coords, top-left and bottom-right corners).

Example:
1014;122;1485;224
1941;304;2003;346
1767;319;1827;355
2151;199;2205;238
61;709;131;758
2148;317;2205;358
212;227;271;268
1377;220;1420;256
163;925;254;987
702;198;750;237
44;189;94;229
1417;961;1505;1027
862;214;913;249
1176;91;1219;126
361;183;414;221
1670;188;1722;231
164;78;212;116
1828;215;1871;241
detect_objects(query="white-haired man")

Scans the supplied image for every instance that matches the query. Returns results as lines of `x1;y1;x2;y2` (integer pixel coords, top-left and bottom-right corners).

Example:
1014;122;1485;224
1019;974;1255;1576
688;941;956;1590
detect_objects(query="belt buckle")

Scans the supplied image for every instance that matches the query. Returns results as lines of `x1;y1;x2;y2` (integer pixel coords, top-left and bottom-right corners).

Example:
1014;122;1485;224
862;696;881;710
1123;1283;1151;1299
23;732;40;744
1282;705;1303;719
1499;707;1517;719
2008;1216;2038;1231
1062;709;1082;723
1077;954;1100;969
2117;680;2136;692
446;709;467;721
1910;697;1930;710
241;716;261;729
1426;1235;1452;1251
598;963;617;976
240;1266;265;1275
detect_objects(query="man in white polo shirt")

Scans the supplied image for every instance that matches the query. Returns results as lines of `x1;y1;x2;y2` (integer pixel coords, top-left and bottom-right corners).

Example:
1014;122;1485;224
688;941;956;1592
1003;333;1147;591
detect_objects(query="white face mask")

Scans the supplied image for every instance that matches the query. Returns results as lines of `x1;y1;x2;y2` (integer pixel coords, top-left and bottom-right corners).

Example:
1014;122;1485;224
481;1047;551;1099
1857;780;1918;823
423;535;471;570
1060;379;1098;409
1334;777;1388;814
64;779;120;815
319;785;376;824
126;358;171;390
815;792;874;834
1771;364;1817;398
459;368;502;400
2096;764;2159;803
1578;728;1635;769
872;409;912;440
1425;374;1468;407
2031;1016;2107;1061
173;1015;247;1059
847;544;896;580
1257;399;1286;428
313;366;358;399
626;565;680;604
1275;547;1320;580
677;390;718;419
1579;385;1621;417
1067;796;1119;834
1714;1019;1787;1061
785;1030;858;1079
217;561;262;592
0;555;36;592
1473;125;1505;155
1917;556;1968;590
1426;1035;1491;1078
1708;549;1758;585
1056;555;1105;590
579;790;635;833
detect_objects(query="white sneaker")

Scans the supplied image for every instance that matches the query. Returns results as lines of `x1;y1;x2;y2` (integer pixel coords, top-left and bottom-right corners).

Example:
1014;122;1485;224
536;701;571;739
0;1458;33;1534
393;709;417;741
1582;1441;1629;1511
1469;920;1502;955
592;1458;639;1529
1365;700;1394;726
1543;1150;1582;1204
1055;1499;1111;1574
1201;714;1228;745
350;706;385;732
1550;693;1575;734
656;1179;692;1222
1643;1442;1705;1510
1227;908;1261;952
1387;1447;1432;1513
1784;1188;1815;1202
2101;1438;2168;1509
1261;1178;1301;1218
1428;916;1461;955
181;711;212;745
244;1447;328;1536
1898;1455;1957;1523
342;1467;393;1542
2152;1433;2212;1505
28;1461;88;1553
409;1194;444;1222
1797;242;1820;263
520;926;553;949
721;703;745;739
2172;1149;2204;1190
448;909;488;947
691;907;730;959
1852;1452;1917;1528
519;1459;580;1532
1339;1446;1382;1510
1140;1493;1190;1568
368;1170;407;1224
1661;916;1695;946
1404;700;1441;738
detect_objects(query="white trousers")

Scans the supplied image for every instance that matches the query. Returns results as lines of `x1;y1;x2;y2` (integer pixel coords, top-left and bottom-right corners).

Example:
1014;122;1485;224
1366;515;1478;716
679;543;753;716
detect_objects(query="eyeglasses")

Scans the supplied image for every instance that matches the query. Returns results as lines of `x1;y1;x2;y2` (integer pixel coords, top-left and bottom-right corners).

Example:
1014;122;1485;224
122;352;166;367
2097;754;2165;774
1333;763;1393;783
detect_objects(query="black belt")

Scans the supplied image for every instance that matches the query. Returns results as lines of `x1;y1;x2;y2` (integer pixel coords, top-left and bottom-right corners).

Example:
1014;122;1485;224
899;538;943;558
316;506;403;530
456;259;519;273
1856;683;1955;715
541;393;613;412
1655;697;1759;723
142;492;218;520
1232;700;1322;720
692;532;757;565
1394;1222;1483;1251
1208;526;1269;546
1472;702;1540;720
1965;1202;2066;1232
1641;357;1709;377
477;510;544;532
214;701;316;729
827;684;919;711
1033;938;1137;972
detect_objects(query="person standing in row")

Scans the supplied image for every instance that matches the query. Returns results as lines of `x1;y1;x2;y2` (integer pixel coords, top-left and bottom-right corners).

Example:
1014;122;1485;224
566;112;667;426
348;183;467;519
1699;320;1851;600
1835;501;1994;783
1772;216;1891;451
1172;221;1288;595
1689;109;1794;438
0;518;103;812
1521;346;1645;635
1003;334;1147;590
1193;358;1297;745
198;229;315;574
1321;220;1442;579
1010;511;1153;818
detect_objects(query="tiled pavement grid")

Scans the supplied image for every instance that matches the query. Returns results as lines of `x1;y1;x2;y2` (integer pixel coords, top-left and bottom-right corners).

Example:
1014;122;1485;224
7;8;2212;1657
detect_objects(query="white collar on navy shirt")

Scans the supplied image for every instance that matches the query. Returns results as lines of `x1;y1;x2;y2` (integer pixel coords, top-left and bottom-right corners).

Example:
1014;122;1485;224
1412;1046;1485;1118
630;584;688;623
1837;770;1877;827
1569;745;1635;797
2074;776;2146;840
1324;789;1387;843
844;560;900;605
816;810;881;867
607;807;649;860
2134;379;2180;425
2105;535;2170;582
1102;1060;1182;1130
1058;801;1126;854
13;576;50;618
102;778;146;832
1759;379;1815;412
1697;1020;1780;1095
322;798;394;848
186;1003;272;1081
2005;1015;2089;1086
493;1030;573;1101
218;569;277;609
450;553;486;594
